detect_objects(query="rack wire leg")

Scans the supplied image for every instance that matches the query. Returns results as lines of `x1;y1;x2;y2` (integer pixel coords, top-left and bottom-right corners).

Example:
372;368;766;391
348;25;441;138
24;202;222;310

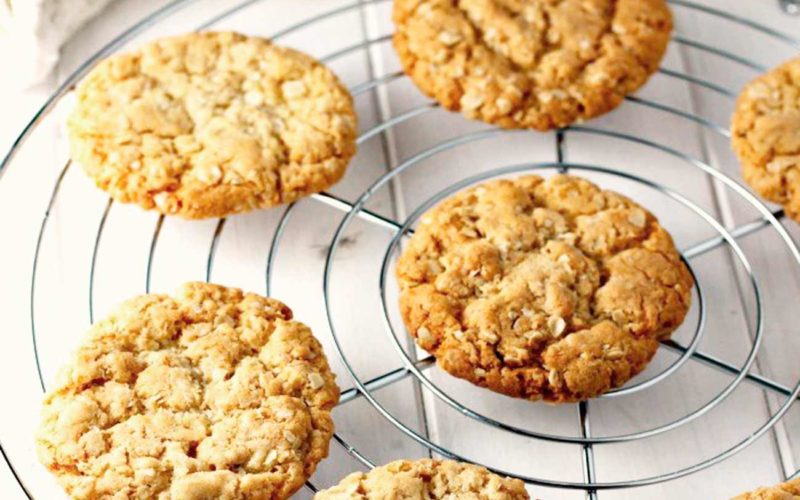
556;128;567;173
578;402;599;500
557;126;598;497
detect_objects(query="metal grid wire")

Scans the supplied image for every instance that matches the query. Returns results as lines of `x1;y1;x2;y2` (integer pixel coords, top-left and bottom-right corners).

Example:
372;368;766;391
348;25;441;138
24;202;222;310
2;0;800;498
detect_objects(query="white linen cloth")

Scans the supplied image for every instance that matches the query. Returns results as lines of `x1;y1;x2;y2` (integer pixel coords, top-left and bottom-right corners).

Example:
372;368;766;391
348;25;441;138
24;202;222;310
0;0;115;87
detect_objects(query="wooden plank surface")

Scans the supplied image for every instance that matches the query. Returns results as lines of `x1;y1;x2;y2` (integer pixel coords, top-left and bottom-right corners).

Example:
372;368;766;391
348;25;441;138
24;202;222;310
0;1;798;499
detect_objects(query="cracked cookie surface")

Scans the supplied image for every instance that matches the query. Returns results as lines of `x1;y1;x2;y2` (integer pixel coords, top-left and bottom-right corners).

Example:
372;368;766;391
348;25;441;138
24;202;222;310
36;282;340;500
393;0;672;130
396;175;693;402
68;31;357;219
733;478;800;500
314;459;529;499
732;57;800;222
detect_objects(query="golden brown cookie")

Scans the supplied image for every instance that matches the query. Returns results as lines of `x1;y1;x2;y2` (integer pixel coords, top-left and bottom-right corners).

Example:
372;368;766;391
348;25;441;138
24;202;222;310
314;459;529;499
68;31;357;219
36;282;340;500
396;175;692;402
733;478;800;500
731;57;800;221
393;0;672;131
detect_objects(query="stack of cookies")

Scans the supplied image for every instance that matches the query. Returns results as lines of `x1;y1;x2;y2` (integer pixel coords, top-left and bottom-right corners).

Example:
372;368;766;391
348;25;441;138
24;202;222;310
35;0;799;497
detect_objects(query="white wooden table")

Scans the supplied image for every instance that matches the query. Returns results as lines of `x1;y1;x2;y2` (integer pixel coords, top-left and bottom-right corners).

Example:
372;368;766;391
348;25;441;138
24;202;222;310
1;1;799;498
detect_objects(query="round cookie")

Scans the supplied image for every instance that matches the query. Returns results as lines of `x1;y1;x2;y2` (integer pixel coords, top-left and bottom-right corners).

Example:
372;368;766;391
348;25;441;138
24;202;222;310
68;31;358;219
733;478;800;500
36;282;340;500
314;459;529;499
731;57;800;221
396;175;693;402
393;0;672;131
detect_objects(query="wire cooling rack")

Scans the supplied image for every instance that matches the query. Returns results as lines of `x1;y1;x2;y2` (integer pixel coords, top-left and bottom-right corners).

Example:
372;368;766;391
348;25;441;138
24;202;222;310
2;0;800;498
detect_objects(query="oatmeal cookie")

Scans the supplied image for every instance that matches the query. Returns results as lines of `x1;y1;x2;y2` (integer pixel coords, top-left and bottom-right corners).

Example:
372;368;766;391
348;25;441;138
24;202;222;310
68;31;357;219
314;459;529;499
733;478;800;500
731;57;800;221
36;282;340;500
396;175;693;402
393;0;672;130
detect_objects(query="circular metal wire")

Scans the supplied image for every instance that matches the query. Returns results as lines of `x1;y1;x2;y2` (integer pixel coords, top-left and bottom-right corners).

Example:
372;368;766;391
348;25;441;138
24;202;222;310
319;121;764;450
4;0;800;496
319;128;796;489
375;161;712;444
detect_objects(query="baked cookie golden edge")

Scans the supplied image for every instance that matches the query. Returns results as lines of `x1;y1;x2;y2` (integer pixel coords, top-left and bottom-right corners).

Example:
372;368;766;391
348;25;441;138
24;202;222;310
68;31;358;219
314;459;529;499
393;0;673;131
396;174;693;403
36;282;340;500
732;477;800;500
731;56;800;222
